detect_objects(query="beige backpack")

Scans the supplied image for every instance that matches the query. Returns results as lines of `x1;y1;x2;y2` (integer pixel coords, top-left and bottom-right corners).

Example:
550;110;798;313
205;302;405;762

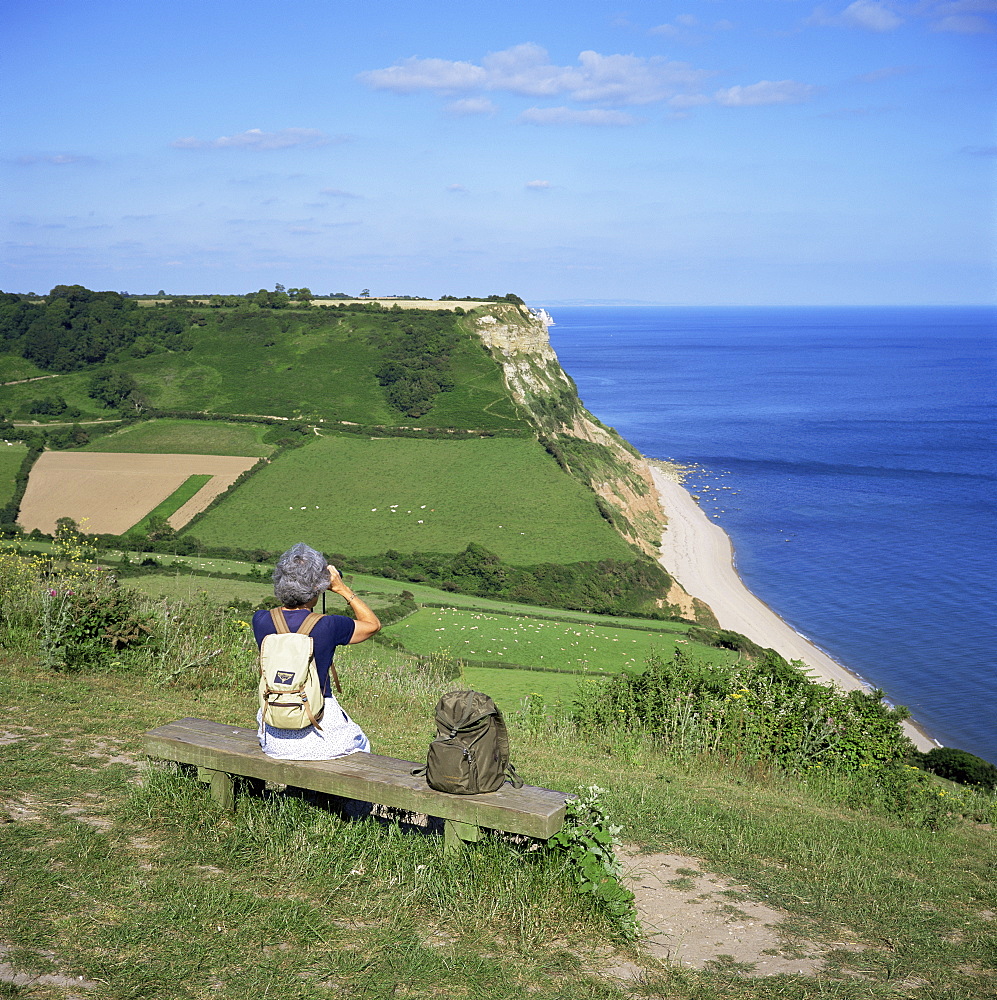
258;609;325;730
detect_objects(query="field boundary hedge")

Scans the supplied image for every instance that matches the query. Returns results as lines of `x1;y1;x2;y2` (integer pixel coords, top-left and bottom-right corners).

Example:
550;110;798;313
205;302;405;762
0;442;43;528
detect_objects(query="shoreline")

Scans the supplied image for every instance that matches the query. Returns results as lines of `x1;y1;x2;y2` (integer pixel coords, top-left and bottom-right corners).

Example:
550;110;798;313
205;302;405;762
647;464;939;753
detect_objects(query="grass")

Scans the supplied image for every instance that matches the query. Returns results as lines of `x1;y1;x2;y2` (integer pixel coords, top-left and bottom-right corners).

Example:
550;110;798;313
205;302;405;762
123;571;274;606
460;664;594;710
187;434;636;564
1;646;995;999
81;418;276;456
0;362;102;419
387;606;733;675
0;354;48;382
124;474;213;534
0;442;26;506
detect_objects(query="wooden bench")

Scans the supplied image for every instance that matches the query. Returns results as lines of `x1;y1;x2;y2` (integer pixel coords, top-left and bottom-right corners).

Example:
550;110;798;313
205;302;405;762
144;718;569;853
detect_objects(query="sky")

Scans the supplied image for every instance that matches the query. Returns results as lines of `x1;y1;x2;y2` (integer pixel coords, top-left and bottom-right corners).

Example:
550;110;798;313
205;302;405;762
3;0;995;305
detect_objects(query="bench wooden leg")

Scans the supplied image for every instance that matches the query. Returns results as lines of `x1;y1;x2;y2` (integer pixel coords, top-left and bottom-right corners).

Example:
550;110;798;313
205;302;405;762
444;819;481;854
197;767;235;811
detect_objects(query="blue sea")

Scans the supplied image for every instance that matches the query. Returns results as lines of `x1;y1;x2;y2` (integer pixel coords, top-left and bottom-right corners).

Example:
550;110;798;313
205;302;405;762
545;307;997;763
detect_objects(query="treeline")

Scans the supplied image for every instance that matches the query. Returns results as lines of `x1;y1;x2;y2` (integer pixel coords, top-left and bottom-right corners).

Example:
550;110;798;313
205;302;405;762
346;542;675;617
0;286;192;372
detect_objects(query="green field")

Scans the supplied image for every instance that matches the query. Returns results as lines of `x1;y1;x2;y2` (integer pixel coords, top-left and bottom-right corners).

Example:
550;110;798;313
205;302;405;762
124;572;273;606
387;606;733;674
0;442;26;506
126;570;398;615
0;363;98;418
186;434;635;563
125;474;212;534
82;418;275;456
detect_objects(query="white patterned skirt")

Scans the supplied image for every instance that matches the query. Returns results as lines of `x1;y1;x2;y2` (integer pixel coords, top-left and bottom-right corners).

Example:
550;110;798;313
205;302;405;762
257;696;370;760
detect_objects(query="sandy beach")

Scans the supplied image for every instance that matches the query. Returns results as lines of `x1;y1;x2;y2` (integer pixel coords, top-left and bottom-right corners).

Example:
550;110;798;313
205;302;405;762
649;465;938;752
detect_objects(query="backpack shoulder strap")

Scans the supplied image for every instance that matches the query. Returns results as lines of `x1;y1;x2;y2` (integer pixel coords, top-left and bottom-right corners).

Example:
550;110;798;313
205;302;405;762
294;612;342;695
297;612;323;636
269;608;290;633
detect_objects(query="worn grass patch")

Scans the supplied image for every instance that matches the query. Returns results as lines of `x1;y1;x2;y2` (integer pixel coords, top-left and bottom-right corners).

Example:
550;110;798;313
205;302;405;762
186;434;636;564
81;418;276;457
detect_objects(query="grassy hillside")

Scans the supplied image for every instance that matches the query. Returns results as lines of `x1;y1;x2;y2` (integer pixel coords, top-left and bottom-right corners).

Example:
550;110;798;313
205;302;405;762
0;304;519;429
1;293;670;618
186;433;635;564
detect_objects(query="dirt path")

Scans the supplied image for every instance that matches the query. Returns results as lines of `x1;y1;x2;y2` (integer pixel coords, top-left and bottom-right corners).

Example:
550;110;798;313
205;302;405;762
612;848;848;978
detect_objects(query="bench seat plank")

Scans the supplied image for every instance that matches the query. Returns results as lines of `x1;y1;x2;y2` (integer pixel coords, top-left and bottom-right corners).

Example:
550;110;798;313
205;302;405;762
145;718;568;840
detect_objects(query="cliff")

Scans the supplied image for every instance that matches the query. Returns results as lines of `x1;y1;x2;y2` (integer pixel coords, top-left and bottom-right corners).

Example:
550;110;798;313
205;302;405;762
469;303;708;621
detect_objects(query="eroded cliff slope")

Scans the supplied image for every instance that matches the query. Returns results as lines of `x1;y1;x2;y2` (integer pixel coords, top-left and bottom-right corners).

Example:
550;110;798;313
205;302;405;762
468;303;709;621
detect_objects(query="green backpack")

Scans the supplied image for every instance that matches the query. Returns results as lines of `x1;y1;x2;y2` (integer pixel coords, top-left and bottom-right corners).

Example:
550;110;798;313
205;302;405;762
258;609;325;730
414;691;524;795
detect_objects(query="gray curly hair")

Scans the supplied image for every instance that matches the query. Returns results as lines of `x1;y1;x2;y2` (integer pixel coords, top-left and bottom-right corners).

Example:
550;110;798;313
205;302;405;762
272;543;329;607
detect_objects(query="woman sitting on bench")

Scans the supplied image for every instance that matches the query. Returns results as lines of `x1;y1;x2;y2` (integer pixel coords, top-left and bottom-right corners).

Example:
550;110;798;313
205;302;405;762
252;543;381;759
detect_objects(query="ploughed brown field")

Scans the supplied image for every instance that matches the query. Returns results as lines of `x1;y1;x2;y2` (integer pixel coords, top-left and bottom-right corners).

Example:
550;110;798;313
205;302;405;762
18;452;258;535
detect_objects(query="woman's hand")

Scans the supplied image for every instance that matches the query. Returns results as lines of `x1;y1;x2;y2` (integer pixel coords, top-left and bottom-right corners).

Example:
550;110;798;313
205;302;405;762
326;564;352;597
327;564;381;643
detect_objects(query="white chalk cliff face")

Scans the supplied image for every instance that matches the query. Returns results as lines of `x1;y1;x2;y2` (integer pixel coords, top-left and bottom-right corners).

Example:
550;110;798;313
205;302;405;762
470;304;702;619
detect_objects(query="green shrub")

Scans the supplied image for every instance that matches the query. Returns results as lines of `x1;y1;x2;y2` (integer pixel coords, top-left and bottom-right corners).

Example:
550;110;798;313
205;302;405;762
913;746;997;790
574;646;915;775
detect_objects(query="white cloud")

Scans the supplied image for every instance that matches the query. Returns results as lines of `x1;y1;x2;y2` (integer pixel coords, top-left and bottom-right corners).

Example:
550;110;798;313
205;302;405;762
928;0;997;32
525;180;551;190
446;183;469;193
445;97;498;116
841;1;904;31
172;128;332;150
810;1;903;30
519;106;639;126
358;56;487;93
361;43;710;107
715;80;818;106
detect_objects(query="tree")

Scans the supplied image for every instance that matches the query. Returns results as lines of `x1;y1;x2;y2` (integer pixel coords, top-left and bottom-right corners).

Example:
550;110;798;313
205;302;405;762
359;288;370;298
88;370;138;408
274;283;286;294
